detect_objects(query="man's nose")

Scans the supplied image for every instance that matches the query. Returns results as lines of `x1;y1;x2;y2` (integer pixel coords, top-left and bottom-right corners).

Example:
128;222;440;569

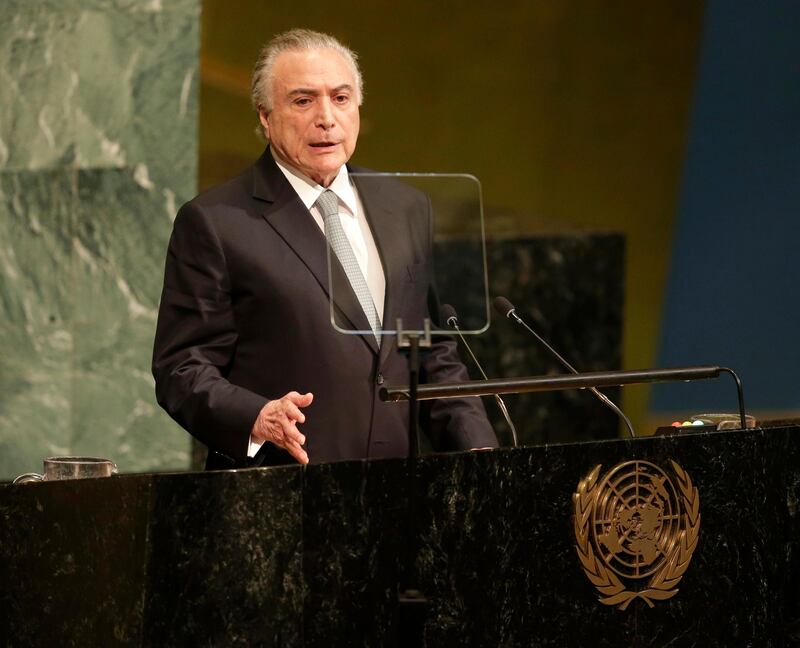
315;98;335;129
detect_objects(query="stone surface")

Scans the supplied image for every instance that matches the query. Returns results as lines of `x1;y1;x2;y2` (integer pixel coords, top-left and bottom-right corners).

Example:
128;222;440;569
0;0;200;480
0;473;153;646
2;427;797;646
302;458;407;646
142;468;304;646
0;0;198;188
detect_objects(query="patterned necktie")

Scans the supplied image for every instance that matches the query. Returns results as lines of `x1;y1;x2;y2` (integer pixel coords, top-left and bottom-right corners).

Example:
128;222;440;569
315;189;382;346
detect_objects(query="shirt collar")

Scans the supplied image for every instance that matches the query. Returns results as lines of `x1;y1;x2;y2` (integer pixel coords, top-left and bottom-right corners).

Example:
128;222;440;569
271;149;358;215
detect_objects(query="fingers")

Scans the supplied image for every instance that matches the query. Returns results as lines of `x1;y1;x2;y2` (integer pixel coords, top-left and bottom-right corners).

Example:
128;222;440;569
285;391;314;407
252;392;314;465
283;401;307;426
285;438;309;465
281;428;308;463
277;417;306;447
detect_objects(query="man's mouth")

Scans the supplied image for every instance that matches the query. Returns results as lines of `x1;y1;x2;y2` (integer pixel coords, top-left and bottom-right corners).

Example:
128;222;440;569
309;141;338;149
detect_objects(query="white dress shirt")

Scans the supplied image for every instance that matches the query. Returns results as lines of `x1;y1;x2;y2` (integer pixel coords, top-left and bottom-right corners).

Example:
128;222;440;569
248;155;387;458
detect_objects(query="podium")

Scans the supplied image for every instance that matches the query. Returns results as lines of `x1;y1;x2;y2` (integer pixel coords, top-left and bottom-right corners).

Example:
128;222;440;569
1;426;798;646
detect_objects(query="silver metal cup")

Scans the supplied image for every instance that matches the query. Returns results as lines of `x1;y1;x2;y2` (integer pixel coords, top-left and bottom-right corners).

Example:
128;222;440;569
13;456;118;484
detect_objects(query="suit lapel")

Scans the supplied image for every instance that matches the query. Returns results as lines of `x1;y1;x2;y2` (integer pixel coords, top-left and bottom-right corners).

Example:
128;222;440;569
253;151;378;354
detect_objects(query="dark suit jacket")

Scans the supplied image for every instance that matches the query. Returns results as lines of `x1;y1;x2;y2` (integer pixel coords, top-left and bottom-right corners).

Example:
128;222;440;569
152;149;497;468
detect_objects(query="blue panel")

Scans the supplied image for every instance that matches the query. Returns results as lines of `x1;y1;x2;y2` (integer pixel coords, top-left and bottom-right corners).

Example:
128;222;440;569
652;0;800;412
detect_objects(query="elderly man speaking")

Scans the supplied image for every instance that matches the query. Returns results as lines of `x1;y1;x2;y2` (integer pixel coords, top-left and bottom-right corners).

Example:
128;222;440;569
152;29;497;469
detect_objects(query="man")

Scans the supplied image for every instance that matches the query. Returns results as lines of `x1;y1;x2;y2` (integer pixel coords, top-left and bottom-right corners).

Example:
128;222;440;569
152;29;497;469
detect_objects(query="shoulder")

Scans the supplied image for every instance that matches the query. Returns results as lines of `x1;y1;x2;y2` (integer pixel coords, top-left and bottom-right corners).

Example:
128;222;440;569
186;166;254;211
173;157;270;231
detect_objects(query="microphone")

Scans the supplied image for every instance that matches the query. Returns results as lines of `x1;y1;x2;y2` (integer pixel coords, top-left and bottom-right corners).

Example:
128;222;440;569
440;304;519;447
492;296;636;438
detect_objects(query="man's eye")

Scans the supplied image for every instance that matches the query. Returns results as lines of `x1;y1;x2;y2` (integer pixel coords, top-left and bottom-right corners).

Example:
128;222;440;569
294;98;312;106
333;95;349;104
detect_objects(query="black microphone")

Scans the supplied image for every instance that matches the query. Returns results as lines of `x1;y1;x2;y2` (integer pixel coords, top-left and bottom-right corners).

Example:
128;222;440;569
440;304;519;447
492;296;636;438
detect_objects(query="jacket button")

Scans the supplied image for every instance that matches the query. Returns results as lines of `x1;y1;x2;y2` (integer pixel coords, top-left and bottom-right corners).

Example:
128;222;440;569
376;373;385;385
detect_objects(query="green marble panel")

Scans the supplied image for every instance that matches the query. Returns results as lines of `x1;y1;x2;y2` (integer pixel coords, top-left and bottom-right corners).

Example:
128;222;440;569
69;168;184;472
0;166;189;479
0;170;77;472
0;0;199;195
0;0;199;479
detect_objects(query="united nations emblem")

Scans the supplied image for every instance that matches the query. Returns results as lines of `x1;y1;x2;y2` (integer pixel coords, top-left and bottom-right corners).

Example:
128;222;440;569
572;460;700;610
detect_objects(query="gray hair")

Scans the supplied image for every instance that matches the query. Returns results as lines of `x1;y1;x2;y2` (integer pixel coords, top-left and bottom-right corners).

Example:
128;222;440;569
251;28;364;119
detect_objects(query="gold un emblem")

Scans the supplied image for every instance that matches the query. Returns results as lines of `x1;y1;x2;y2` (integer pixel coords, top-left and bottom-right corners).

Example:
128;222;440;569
572;460;700;610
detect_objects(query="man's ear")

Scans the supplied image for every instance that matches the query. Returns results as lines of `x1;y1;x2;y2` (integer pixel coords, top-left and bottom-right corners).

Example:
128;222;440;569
258;110;270;137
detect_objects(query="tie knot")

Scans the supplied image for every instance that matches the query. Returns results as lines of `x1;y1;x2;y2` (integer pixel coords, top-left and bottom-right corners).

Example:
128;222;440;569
315;190;339;218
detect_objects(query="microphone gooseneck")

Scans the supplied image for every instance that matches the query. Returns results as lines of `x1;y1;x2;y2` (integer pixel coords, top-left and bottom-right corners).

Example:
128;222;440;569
440;304;519;447
492;296;636;438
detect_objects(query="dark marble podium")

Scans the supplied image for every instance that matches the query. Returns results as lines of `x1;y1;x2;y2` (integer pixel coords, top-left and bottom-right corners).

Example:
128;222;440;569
2;426;799;647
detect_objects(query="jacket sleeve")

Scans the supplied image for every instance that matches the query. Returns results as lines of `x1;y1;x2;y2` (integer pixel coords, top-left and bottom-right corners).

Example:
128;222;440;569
152;201;268;463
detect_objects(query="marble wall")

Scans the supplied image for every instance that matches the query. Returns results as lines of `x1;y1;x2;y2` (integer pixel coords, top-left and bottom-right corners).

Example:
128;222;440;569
0;0;200;479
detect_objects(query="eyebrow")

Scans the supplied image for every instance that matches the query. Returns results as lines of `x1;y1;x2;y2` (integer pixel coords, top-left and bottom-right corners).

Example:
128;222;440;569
287;84;354;97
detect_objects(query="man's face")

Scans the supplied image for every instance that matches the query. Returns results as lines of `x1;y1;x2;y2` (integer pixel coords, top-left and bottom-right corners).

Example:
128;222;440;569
260;48;360;187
